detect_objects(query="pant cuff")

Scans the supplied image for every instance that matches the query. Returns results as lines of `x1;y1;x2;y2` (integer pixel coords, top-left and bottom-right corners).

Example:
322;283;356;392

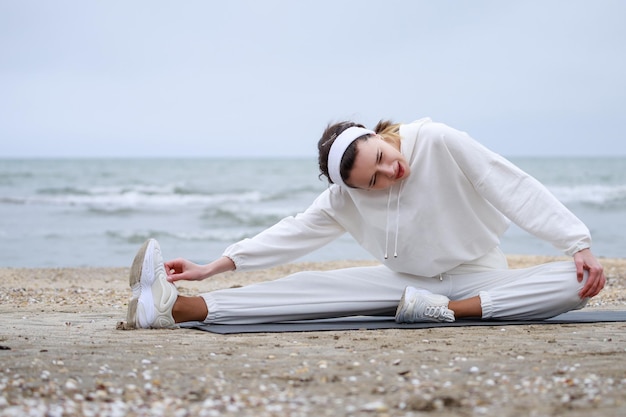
200;293;216;324
479;291;493;319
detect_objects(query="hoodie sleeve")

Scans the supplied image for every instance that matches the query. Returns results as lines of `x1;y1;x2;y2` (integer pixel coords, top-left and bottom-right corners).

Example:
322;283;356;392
429;122;591;256
221;188;346;271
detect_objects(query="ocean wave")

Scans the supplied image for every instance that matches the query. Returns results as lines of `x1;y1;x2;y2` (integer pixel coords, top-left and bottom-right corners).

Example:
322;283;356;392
106;228;252;244
200;206;286;228
2;186;265;211
548;184;626;208
264;184;326;202
0;170;34;185
38;186;93;196
5;182;626;212
37;183;215;197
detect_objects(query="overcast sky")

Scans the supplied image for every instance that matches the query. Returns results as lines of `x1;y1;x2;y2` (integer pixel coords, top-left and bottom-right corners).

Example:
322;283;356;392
1;0;625;158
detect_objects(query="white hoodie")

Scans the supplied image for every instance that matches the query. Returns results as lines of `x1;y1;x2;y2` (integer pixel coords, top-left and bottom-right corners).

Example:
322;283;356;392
223;118;591;277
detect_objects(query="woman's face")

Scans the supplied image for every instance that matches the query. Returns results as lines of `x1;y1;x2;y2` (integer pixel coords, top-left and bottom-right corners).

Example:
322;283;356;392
346;136;410;190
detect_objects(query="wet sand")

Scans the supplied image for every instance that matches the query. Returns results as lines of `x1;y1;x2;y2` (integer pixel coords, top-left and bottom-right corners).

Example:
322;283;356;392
1;255;625;416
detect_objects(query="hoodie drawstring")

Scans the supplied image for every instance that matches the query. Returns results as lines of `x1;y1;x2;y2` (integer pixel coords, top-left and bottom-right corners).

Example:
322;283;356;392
393;180;404;258
384;180;404;259
384;188;393;259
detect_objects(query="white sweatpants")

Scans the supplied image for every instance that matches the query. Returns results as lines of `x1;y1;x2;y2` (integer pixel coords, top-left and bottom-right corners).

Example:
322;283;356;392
201;248;589;324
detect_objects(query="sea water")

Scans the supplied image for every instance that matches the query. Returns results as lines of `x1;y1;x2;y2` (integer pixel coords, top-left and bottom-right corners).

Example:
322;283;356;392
1;157;624;267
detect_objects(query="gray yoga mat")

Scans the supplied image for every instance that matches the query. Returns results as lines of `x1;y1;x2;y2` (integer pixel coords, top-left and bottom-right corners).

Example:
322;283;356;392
182;310;626;334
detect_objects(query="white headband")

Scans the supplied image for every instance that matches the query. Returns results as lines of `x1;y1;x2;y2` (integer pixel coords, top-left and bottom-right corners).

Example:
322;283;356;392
327;126;375;187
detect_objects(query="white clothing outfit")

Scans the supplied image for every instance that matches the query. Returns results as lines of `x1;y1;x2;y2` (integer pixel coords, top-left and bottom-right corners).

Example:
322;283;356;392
202;247;588;324
201;118;592;324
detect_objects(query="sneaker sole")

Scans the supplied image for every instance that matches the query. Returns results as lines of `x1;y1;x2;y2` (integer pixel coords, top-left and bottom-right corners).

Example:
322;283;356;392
130;239;151;289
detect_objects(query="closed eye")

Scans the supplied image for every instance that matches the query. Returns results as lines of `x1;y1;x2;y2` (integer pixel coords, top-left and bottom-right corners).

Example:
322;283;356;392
369;149;382;188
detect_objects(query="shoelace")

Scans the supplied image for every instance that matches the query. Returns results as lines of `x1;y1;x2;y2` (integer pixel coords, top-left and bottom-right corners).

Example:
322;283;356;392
423;305;449;319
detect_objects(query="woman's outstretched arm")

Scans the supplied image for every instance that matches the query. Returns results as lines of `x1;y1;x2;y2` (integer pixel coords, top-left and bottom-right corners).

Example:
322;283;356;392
165;256;235;283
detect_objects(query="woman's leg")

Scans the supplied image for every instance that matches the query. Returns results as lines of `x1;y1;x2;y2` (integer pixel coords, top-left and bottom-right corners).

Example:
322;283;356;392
170;295;484;323
195;265;451;325
172;296;208;323
448;297;483;318
172;261;587;323
446;261;588;320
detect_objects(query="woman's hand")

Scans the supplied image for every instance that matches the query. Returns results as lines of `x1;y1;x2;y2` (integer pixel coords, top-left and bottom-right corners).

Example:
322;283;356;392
573;248;605;299
165;256;236;283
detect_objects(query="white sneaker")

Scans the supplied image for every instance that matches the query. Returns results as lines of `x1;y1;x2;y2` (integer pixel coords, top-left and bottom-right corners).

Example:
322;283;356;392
126;239;178;329
395;286;455;323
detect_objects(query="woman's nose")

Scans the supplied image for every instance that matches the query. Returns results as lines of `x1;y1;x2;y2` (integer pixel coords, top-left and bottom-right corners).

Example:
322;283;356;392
379;164;395;178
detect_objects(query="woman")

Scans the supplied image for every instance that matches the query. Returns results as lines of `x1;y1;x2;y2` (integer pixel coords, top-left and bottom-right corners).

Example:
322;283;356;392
125;117;605;329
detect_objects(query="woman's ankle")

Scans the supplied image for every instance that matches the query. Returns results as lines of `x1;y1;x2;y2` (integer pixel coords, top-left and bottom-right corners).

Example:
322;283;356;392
172;296;208;323
448;296;482;318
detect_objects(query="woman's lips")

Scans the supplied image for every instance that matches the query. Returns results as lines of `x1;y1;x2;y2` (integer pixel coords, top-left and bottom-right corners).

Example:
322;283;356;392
396;163;404;180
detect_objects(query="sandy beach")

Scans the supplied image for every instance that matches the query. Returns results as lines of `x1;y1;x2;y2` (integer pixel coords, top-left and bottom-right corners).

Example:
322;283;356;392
1;255;625;416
